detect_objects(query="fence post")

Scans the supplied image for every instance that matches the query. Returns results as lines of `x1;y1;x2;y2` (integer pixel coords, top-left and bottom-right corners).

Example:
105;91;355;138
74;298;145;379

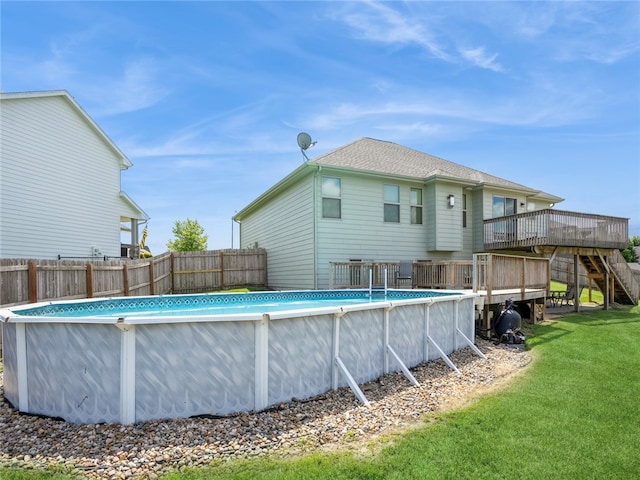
86;263;94;298
149;259;155;295
220;250;225;290
28;260;38;303
170;253;175;294
262;250;268;288
123;264;130;296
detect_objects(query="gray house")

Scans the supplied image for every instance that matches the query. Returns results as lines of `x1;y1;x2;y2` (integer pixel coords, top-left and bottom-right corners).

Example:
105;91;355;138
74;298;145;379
234;137;563;290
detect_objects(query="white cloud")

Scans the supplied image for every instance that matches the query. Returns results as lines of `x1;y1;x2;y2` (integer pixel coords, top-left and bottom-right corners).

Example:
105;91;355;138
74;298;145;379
458;47;504;73
4;8;172;116
496;1;640;65
338;1;510;73
302;78;601;138
373;121;448;138
96;59;171;115
341;1;451;62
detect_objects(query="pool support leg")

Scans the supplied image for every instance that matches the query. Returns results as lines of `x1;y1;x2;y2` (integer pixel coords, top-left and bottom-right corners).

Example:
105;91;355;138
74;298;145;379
334;356;370;406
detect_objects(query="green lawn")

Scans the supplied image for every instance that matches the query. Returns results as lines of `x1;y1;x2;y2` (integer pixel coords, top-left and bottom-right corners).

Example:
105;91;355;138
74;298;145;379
2;306;639;479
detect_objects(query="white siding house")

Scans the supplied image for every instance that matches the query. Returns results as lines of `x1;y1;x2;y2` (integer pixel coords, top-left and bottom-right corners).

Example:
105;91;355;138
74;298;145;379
0;90;148;259
234;138;563;290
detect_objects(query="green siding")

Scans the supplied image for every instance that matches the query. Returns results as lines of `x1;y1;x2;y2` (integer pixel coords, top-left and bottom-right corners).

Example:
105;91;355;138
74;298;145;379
425;182;462;252
472;188;486;252
239;178;315;289
238;166;551;290
315;173;429;288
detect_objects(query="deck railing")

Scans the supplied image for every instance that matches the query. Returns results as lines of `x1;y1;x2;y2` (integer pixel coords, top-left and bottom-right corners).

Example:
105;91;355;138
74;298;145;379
473;253;549;294
330;255;549;293
413;261;474;289
329;260;474;290
608;249;640;303
329;261;406;289
483;209;628;250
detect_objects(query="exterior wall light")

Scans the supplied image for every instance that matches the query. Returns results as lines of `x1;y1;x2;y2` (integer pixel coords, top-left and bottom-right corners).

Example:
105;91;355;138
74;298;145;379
447;194;455;208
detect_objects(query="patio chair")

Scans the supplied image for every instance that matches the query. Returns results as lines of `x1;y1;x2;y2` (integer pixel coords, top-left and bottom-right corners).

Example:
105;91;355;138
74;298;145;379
558;284;576;306
396;261;413;288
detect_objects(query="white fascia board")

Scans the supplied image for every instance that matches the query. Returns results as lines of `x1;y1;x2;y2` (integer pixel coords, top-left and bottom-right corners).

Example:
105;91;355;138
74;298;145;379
120;191;150;220
0;90;133;169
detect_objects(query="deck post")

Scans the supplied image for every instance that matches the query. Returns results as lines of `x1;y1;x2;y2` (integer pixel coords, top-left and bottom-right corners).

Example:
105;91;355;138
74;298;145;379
573;254;580;312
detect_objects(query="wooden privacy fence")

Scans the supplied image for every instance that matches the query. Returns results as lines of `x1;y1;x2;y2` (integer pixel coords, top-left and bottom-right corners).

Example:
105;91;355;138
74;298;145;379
550;255;590;287
170;249;267;294
0;249;267;308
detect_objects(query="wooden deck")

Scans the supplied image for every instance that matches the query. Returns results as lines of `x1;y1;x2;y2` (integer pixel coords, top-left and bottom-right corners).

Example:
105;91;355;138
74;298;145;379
483;208;628;251
483;210;638;307
330;254;551;329
329;247;639;339
328;208;638;324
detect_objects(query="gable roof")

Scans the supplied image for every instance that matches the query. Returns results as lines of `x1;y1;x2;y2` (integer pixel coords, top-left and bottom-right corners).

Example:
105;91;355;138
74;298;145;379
120;192;150;221
236;137;563;219
0;90;132;169
1;89;148;221
309;137;549;193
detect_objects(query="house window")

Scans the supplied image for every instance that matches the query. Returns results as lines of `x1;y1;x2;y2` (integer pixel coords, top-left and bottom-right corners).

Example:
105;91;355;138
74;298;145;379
492;196;517;217
384;184;400;223
462;193;467;228
410;188;422;224
322;176;341;218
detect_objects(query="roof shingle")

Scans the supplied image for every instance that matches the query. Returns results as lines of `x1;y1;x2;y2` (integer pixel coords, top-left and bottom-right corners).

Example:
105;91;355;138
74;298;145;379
309;137;536;191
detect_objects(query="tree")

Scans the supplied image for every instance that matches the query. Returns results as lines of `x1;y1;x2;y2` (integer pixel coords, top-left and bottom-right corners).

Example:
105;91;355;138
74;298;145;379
167;218;208;252
620;236;640;263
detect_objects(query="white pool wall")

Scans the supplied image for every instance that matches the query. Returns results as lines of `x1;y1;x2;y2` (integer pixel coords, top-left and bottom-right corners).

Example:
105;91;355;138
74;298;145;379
1;291;479;424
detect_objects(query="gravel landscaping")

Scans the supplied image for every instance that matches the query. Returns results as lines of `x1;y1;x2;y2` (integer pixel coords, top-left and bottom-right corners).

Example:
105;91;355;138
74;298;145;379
0;337;532;479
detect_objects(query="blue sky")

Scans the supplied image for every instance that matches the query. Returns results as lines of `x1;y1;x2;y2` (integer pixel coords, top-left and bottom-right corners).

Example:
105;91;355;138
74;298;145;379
2;1;639;255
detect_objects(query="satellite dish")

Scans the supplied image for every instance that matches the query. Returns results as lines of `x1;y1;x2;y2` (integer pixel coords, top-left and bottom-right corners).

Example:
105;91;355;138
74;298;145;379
297;132;313;150
297;132;317;161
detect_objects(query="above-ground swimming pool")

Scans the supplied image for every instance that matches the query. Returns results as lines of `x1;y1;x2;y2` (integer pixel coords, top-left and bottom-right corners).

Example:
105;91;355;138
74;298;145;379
1;289;482;424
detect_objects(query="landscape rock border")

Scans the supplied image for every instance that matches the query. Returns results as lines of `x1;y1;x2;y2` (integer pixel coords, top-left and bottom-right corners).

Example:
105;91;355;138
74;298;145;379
0;338;532;479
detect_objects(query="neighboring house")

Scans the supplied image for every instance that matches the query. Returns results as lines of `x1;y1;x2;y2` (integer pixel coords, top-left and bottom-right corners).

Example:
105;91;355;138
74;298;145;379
0;90;148;259
234;137;563;290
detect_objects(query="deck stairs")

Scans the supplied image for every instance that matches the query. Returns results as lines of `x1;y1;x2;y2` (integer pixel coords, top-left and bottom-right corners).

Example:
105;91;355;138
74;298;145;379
482;209;638;306
578;249;639;306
